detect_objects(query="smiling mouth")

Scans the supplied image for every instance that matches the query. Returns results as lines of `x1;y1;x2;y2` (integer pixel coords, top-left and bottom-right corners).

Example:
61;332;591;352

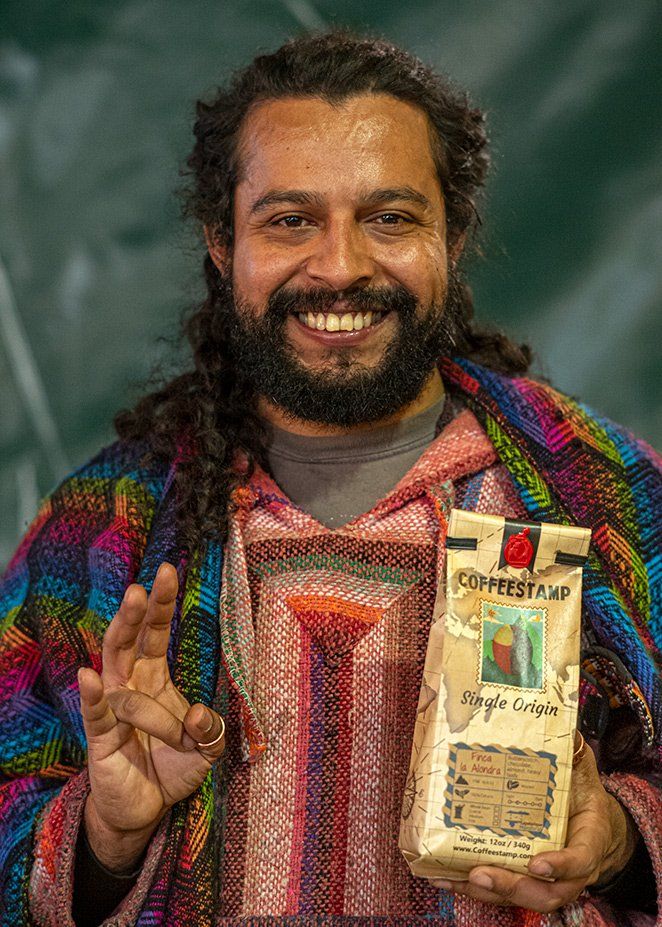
295;310;387;333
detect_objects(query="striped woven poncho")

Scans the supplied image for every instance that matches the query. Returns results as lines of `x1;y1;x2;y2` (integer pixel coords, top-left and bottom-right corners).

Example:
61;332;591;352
0;358;660;926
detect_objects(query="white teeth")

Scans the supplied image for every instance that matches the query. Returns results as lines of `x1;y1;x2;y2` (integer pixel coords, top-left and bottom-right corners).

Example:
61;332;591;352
298;309;384;331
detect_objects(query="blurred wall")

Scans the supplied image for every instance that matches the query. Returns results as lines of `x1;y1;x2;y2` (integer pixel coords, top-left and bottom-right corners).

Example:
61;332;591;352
1;0;660;564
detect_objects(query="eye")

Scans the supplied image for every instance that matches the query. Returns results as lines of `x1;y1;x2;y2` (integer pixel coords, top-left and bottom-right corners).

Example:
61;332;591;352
272;215;312;228
373;213;413;226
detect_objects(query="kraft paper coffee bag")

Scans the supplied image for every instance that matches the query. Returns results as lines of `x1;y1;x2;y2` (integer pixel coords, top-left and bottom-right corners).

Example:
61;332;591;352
399;509;591;879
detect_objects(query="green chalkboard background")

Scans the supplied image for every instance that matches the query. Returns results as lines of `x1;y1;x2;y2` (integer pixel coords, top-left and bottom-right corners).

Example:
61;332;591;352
1;0;660;565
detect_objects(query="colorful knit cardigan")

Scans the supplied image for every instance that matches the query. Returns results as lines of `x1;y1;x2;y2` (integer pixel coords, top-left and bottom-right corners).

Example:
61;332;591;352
0;358;660;926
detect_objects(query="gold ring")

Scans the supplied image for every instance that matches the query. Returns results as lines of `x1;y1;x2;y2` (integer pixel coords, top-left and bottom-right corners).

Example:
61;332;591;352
197;717;225;749
572;730;586;766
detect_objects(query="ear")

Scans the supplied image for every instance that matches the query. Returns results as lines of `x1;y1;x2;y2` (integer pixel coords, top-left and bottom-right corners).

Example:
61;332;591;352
448;229;468;267
204;225;230;275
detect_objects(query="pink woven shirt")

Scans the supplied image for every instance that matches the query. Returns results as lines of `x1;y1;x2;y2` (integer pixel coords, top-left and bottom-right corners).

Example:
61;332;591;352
217;408;546;920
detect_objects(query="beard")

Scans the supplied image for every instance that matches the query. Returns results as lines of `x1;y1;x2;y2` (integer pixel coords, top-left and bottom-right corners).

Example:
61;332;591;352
219;274;463;428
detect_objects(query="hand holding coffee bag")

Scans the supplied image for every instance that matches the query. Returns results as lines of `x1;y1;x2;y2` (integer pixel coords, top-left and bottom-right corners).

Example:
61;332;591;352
399;509;591;880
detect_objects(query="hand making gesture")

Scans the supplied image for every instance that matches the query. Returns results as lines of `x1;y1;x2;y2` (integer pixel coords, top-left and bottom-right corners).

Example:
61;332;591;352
78;562;225;871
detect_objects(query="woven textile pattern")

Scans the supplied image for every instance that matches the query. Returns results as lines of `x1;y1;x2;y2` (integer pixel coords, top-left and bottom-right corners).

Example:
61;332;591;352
440;359;661;746
217;411;530;919
0;360;659;926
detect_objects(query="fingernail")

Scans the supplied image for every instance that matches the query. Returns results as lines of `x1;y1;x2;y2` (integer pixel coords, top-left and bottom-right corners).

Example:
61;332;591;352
199;707;213;733
529;860;553;877
469;872;493;890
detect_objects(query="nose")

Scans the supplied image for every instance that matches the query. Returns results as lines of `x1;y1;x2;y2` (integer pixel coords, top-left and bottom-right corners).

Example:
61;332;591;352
304;220;376;291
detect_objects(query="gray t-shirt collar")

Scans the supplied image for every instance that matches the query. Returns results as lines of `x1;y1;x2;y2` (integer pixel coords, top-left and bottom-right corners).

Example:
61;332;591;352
266;395;447;465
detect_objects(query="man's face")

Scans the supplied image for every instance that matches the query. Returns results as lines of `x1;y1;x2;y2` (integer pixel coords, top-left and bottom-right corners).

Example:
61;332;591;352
209;93;461;427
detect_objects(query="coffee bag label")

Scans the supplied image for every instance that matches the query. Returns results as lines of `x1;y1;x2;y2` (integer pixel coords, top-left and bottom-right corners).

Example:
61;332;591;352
399;509;591;879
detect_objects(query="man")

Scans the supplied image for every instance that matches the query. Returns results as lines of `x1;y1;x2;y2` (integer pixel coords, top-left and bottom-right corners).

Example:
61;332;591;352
0;30;659;927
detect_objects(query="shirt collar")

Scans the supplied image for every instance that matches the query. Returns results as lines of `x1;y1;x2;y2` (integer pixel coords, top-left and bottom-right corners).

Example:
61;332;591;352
233;405;496;525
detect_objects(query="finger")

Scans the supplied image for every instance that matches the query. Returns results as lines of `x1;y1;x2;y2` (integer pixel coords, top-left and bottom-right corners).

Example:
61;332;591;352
136;562;179;660
528;823;602;882
102;584;149;684
467;868;522;906
79;667;138;758
465;868;579;913
530;768;608;882
107;687;191;752
183;704;225;758
429;878;468;891
431;876;519;908
577;739;598;774
79;667;118;738
565;736;599;819
430;878;469;892
572;729;588;767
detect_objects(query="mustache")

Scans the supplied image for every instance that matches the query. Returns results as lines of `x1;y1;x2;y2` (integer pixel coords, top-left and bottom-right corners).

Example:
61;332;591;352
265;284;418;320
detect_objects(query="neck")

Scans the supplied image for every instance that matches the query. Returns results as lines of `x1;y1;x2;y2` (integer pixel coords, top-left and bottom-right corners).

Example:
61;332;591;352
258;368;444;437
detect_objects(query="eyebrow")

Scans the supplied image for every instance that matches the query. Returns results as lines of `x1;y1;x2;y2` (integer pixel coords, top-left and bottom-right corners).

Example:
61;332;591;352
249;186;433;214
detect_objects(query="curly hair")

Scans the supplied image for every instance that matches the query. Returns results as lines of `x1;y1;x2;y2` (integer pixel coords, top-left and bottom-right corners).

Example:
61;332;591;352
115;29;531;555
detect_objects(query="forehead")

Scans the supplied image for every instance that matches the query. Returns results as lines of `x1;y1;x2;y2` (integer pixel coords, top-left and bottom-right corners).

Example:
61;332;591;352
234;93;442;202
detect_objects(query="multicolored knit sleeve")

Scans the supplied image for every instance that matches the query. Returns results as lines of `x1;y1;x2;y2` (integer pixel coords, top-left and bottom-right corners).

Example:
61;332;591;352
598;772;662;921
441;357;662;747
0;441;168;926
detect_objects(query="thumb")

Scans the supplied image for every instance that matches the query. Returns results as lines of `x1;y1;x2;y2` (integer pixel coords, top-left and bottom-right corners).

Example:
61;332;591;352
570;736;601;804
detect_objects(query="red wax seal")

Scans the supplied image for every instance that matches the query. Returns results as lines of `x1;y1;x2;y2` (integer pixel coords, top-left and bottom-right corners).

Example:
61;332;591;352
504;526;534;569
